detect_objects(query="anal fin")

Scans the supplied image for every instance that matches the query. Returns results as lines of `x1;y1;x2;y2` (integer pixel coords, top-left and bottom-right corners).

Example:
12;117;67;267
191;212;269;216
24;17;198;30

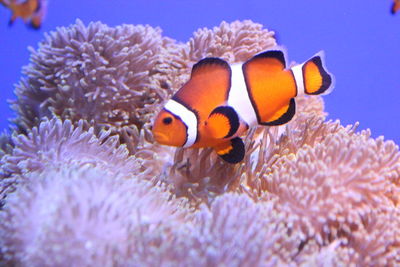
214;137;245;164
206;106;239;139
262;98;296;126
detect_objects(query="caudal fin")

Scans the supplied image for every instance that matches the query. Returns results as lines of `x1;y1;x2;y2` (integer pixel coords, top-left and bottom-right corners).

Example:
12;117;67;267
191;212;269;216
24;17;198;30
392;0;400;14
301;52;334;95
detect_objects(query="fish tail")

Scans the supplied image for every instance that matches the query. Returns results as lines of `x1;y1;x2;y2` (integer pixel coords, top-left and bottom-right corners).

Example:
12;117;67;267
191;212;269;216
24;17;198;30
29;15;42;29
300;51;334;95
391;0;400;14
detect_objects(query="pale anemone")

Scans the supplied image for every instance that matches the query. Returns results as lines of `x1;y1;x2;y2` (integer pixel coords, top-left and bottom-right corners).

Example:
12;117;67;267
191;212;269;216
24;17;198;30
1;19;400;266
187;193;299;266
0;131;13;162
165;95;328;204
10;19;277;159
257;125;400;265
11;19;183;154
0;165;189;266
168;20;278;99
127;193;301;266
137;20;280;194
0;118;140;199
185;20;277;63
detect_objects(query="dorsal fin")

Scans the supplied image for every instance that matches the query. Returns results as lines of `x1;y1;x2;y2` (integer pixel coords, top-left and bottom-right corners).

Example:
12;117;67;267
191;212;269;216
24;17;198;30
246;50;287;71
191;57;230;78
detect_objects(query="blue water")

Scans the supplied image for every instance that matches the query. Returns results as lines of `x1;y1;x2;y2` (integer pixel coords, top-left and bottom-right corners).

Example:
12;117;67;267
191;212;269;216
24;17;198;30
0;0;399;143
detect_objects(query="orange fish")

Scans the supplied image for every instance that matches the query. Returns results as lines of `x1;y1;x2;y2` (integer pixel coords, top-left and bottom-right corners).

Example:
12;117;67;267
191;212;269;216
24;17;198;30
392;0;400;14
152;48;334;164
0;0;47;29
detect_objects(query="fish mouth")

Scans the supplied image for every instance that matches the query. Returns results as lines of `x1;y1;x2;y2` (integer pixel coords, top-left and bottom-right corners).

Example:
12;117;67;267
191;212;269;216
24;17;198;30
153;132;169;144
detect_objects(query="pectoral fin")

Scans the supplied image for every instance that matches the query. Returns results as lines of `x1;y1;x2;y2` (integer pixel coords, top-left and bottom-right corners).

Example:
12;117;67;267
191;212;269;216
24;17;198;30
214;137;245;164
9;14;16;26
262;98;296;126
206;106;239;139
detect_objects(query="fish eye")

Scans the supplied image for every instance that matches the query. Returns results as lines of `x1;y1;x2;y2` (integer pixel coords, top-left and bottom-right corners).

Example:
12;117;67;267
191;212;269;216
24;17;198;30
162;117;173;125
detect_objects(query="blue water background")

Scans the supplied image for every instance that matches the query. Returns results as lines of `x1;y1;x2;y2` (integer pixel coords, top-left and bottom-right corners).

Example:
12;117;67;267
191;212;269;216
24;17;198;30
0;0;399;143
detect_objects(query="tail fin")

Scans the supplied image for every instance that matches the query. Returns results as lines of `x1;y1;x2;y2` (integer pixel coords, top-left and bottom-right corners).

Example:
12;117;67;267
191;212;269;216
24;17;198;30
301;51;334;95
29;0;47;29
29;15;42;29
392;0;400;14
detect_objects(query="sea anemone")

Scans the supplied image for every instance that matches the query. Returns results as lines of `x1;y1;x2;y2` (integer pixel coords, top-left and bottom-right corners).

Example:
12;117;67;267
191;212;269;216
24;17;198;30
168;20;278;97
255;124;400;265
11;19;278;159
259;125;400;237
0;131;13;162
0;117;140;199
187;193;299;266
0;165;189;266
164;95;328;204
1;19;400;266
127;193;301;266
12;19;183;153
185;20;277;63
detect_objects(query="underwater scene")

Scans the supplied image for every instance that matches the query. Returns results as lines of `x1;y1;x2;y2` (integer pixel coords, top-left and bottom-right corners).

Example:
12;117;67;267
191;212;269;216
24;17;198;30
0;0;399;266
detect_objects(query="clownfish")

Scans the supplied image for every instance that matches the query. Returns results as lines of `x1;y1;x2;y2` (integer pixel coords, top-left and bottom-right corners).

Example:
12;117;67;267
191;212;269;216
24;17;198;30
391;0;400;14
152;48;334;164
0;0;47;29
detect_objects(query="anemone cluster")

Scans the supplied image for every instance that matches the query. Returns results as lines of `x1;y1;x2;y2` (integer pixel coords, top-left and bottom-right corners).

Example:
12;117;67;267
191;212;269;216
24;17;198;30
1;19;399;266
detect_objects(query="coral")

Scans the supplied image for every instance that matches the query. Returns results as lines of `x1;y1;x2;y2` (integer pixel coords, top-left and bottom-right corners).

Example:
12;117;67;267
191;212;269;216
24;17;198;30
1;19;400;266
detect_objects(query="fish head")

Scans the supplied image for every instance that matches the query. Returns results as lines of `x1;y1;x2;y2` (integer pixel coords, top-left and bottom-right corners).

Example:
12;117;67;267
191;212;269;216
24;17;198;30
152;109;188;147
